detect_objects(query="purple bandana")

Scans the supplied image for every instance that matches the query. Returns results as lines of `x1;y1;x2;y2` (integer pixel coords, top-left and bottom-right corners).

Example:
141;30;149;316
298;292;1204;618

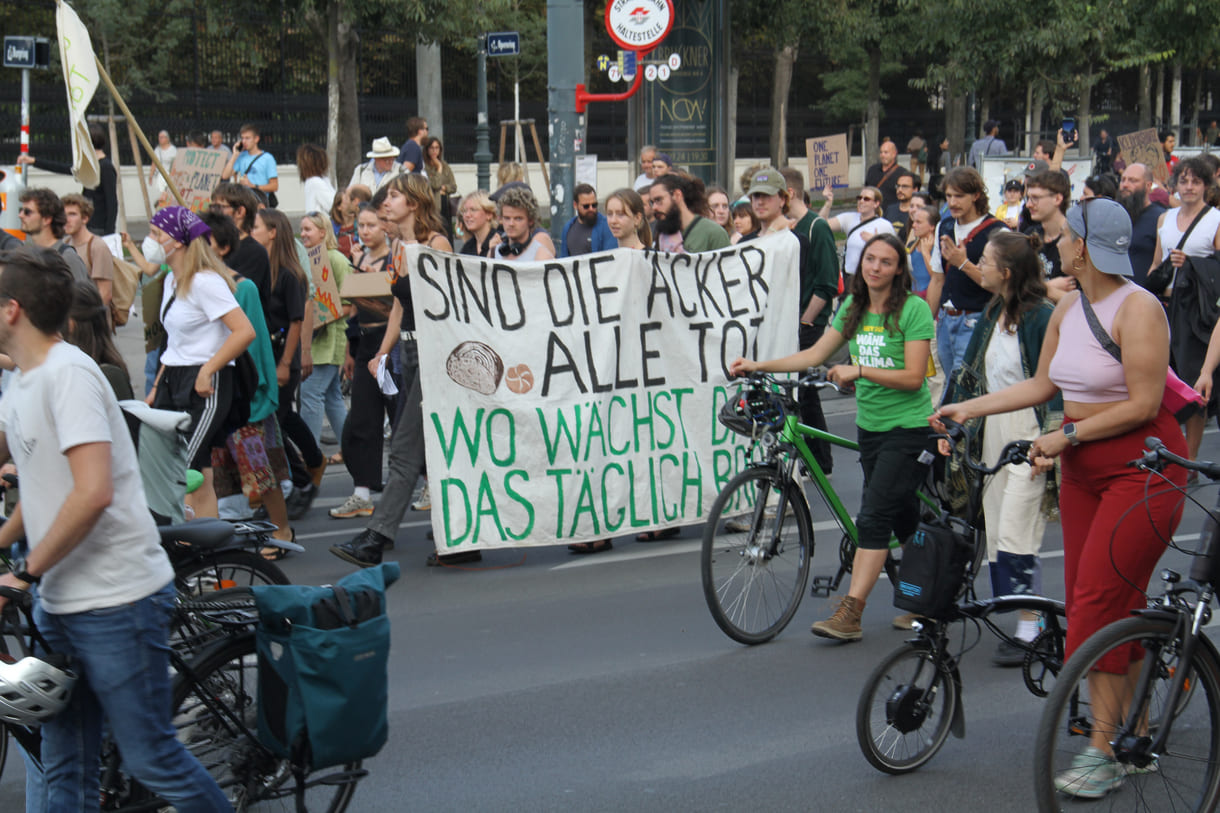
149;206;212;246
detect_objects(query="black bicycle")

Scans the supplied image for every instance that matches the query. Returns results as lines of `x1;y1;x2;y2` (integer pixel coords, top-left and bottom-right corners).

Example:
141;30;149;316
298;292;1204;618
856;420;1068;774
1033;438;1220;811
0;584;366;812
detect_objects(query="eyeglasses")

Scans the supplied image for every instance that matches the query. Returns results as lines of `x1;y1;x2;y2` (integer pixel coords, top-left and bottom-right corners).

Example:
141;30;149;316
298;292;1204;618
1025;192;1053;203
856;196;876;203
19;207;36;216
578;202;598;210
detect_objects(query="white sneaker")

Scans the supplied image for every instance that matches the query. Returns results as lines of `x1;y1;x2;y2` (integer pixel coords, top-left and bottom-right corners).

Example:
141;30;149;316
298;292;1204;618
411;483;431;511
329;494;375;519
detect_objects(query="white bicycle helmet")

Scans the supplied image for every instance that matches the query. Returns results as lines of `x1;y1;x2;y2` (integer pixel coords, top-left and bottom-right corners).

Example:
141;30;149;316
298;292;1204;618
0;652;76;725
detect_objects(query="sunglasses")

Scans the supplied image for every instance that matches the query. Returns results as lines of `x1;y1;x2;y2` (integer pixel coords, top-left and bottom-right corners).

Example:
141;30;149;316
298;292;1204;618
19;207;36;216
856;196;877;203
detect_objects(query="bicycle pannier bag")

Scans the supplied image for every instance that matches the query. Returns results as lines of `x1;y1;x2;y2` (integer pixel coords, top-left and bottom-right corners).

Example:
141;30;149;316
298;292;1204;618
252;562;399;770
893;516;973;618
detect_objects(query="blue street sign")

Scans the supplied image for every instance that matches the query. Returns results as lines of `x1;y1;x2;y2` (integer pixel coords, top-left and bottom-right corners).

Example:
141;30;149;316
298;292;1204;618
622;51;637;78
486;32;520;57
4;37;37;70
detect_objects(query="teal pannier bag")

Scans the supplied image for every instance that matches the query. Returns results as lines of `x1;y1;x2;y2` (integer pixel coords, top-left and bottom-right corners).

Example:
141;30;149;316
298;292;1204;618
252;562;400;770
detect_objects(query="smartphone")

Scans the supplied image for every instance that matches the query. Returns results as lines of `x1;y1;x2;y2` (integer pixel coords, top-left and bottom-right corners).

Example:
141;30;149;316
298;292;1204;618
1062;117;1078;143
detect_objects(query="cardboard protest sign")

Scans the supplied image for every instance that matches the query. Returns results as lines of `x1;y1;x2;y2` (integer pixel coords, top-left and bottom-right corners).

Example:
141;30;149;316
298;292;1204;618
157;148;228;212
1117;128;1167;184
406;232;801;551
307;244;343;327
807;134;849;190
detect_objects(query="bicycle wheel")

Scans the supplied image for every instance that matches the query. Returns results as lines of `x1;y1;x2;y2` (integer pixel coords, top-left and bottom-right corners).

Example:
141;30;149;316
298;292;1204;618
0;726;7;787
175;550;290;596
169;632;362;812
701;466;812;645
856;641;959;774
1033;616;1220;811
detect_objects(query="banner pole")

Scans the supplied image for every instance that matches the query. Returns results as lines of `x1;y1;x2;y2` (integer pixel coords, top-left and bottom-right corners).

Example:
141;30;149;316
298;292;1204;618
91;56;186;208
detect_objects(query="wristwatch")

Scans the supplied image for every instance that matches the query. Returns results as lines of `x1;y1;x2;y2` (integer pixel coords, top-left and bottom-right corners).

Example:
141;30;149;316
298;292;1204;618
1063;423;1080;446
12;559;40;585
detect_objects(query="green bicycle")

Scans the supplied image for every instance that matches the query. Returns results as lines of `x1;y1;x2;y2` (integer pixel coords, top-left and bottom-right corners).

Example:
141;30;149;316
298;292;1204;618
701;370;948;645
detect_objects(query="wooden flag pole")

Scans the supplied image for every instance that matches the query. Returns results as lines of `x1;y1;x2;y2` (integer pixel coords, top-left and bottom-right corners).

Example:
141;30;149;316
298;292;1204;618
91;56;186;209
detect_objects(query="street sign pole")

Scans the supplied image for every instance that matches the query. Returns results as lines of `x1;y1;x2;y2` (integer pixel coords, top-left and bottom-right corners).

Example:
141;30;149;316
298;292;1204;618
475;33;491;191
547;1;583;241
19;67;29;182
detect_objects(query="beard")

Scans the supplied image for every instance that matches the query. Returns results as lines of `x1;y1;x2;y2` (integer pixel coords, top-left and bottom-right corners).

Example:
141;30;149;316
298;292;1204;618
1119;188;1146;222
653;206;682;235
578;210;598;227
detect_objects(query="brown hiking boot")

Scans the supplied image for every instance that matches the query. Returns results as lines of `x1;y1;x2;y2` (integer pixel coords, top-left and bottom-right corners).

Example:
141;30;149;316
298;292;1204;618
811;595;865;641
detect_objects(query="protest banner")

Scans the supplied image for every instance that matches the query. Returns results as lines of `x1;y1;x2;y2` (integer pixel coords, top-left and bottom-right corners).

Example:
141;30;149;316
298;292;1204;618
1118;128;1168;184
806;134;849;190
55;0;100;187
406;232;801;552
307;244;343;327
156;148;227;212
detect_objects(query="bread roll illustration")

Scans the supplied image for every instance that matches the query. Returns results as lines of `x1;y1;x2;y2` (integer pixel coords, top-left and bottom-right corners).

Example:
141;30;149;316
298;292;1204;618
505;364;534;394
446;341;504;395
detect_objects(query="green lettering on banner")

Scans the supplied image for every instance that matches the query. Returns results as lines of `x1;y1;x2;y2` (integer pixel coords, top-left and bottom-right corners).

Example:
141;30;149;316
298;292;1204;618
569;472;601;537
606;396;630;455
546;468;571;536
441;478;471;542
502;470;535;541
659;453;680;522
600;463;626;532
583;403;609;459
538;408;581;465
431;408;484;467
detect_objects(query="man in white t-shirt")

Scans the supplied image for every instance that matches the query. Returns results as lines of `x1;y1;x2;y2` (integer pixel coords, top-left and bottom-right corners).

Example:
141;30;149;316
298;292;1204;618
0;247;229;810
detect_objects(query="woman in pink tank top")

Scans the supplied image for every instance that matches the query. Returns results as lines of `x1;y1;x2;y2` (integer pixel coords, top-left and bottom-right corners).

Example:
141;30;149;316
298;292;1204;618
933;198;1187;800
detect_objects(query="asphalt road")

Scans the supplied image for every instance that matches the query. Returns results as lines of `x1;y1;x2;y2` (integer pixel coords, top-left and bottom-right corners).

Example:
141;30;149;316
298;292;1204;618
5;381;1219;811
3;293;1219;811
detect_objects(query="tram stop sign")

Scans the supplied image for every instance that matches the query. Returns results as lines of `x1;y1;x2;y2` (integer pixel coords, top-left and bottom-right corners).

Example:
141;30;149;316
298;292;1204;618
605;0;674;54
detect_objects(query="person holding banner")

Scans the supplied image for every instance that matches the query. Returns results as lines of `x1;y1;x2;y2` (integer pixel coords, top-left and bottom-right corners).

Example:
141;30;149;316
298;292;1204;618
730;233;935;641
604;188;651;250
331;173;477;568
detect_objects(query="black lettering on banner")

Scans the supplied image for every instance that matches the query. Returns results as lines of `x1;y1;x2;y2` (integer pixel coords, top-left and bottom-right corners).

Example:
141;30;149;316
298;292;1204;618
493;263;526;330
693;254;725;318
542;332;586;396
417;253;450;320
543;263;575;327
739;245;769;311
455;256;493;326
647;253;675;318
720;320;749;379
568;260;591;325
670;255;698;317
640;322;665;387
586;255;621;323
611;325;639;389
716;251;749;318
688;321;712;382
583;330;614;394
749;315;765;359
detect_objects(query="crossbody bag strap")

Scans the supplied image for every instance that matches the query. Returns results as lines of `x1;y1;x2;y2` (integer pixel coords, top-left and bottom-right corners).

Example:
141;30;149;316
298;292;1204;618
1174;206;1212;252
1078;292;1122;363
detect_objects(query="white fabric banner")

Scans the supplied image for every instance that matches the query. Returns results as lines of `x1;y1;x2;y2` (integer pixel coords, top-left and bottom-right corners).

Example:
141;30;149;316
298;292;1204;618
407;231;801;551
55;1;100;188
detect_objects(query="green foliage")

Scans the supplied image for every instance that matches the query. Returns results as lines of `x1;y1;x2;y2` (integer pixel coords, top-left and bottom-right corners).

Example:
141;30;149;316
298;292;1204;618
66;0;196;100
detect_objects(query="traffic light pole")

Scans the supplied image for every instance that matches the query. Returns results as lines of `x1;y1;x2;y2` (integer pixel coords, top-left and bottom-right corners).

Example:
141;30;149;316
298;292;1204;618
475;33;491;191
546;0;583;241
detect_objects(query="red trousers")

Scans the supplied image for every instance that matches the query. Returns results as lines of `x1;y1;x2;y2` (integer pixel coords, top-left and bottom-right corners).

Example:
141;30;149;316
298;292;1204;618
1059;407;1187;674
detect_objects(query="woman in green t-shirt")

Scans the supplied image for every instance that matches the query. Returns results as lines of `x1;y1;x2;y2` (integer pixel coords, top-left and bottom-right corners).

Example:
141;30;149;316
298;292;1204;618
731;233;934;642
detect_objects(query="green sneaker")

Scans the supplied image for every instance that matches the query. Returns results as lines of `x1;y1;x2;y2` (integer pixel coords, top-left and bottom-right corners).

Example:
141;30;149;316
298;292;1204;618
1054;746;1125;799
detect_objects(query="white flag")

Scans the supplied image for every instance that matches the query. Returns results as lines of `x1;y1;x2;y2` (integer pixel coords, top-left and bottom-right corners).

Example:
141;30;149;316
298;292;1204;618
55;1;100;188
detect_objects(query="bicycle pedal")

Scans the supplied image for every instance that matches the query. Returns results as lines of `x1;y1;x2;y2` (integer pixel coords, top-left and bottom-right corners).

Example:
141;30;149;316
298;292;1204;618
810;575;837;598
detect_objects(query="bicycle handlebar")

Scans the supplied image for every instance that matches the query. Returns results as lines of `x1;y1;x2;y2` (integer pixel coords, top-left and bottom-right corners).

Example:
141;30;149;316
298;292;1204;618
736;367;851;396
1136;437;1220;481
935;417;1034;475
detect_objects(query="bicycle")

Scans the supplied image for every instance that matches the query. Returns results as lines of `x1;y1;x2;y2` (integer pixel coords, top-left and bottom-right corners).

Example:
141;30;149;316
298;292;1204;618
0;583;369;811
1033;437;1220;811
855;418;1068;774
700;369;941;645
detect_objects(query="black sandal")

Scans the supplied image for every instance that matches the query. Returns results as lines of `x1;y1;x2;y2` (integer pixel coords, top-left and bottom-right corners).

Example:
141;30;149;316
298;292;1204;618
568;539;613;555
635;528;680;543
262;528;296;561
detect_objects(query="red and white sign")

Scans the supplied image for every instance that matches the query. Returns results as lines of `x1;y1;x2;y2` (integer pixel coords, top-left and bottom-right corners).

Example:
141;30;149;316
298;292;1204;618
605;0;674;54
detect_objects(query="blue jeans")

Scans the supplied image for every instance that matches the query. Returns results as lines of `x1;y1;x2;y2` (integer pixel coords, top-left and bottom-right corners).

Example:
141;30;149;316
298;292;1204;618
299;363;347;445
144;348;161;398
936;309;979;384
34;584;232;812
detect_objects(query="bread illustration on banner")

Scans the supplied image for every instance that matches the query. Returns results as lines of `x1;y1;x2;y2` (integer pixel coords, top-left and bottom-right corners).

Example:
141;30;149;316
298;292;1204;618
505;364;534;394
445;341;505;395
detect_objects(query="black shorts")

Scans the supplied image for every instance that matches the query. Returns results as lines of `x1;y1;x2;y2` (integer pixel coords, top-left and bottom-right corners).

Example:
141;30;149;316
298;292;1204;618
154;364;235;471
